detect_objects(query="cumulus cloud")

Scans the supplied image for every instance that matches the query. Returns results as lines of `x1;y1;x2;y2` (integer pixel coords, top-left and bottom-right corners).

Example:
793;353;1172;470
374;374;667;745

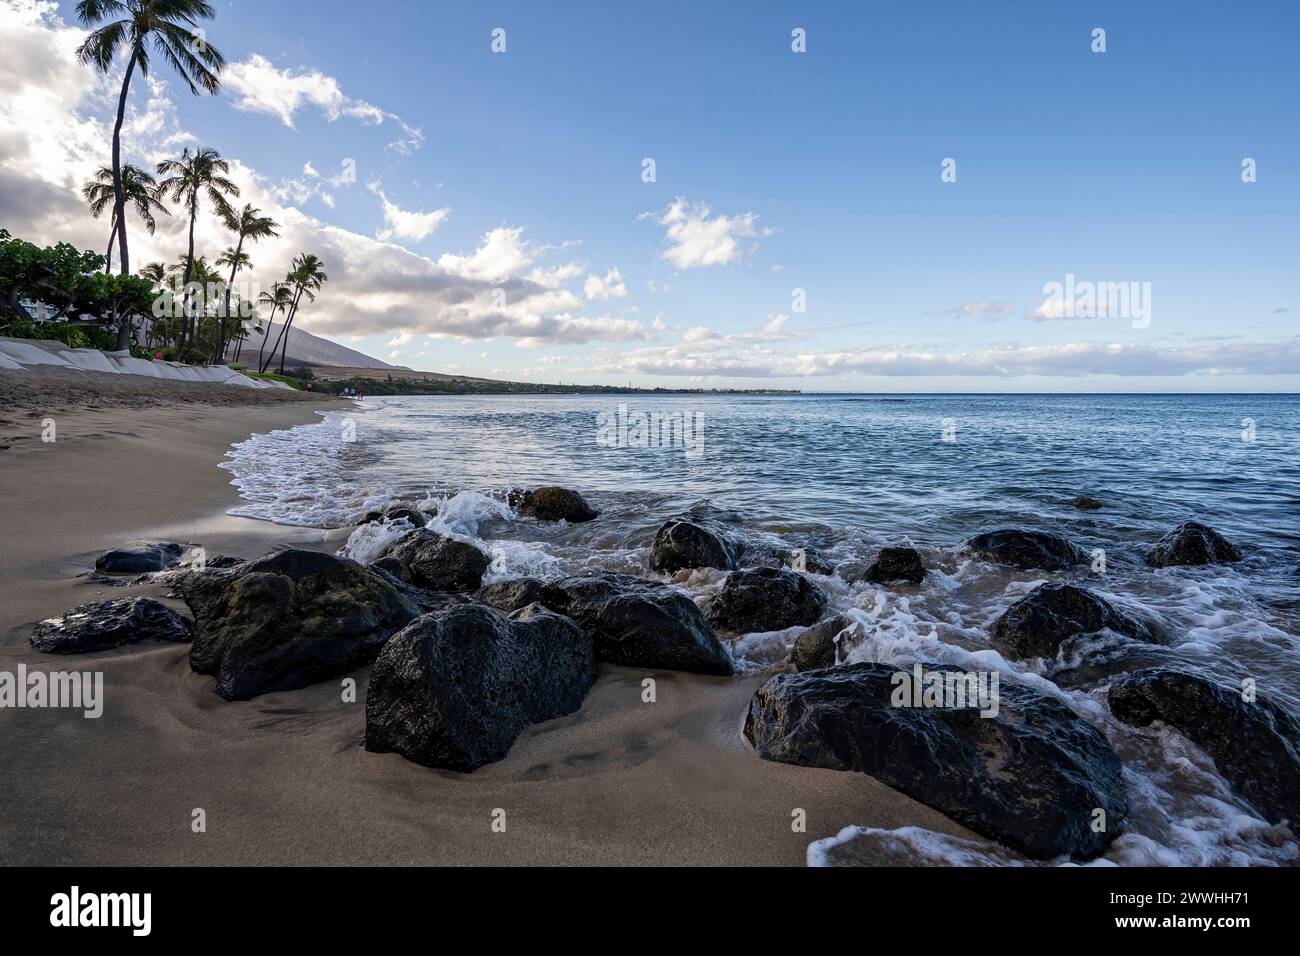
583;267;628;300
0;5;646;352
640;197;770;268
222;53;423;154
368;181;449;242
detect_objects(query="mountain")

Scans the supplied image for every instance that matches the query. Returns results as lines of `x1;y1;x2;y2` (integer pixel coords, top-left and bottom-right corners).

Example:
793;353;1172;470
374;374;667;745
239;322;405;370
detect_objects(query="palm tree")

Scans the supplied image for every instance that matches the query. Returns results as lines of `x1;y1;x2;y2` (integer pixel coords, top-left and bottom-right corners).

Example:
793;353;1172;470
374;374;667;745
262;254;327;374
216;204;278;362
75;0;224;279
82;164;168;272
156;146;239;353
255;282;293;372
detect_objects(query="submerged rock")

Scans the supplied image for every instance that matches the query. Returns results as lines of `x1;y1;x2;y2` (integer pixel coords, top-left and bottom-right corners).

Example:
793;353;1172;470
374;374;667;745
540;573;733;675
508;487;598;523
358;504;428;527
1144;522;1242;567
790;613;864;672
31;597;193;653
863;546;926;586
746;663;1127;859
475;577;547;613
649;518;738;573
382;530;490;592
966;529;1089;571
366;603;595;772
94;542;188;574
184;549;420;700
1071;496;1104;510
705;567;828;634
991;583;1157;659
1108;668;1300;834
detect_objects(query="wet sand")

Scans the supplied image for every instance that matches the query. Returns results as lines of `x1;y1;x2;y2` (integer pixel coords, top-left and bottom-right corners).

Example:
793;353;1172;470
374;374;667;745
0;373;972;865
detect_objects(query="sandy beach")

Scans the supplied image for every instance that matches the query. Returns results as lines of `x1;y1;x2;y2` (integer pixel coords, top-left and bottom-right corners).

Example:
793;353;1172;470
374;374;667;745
0;370;972;866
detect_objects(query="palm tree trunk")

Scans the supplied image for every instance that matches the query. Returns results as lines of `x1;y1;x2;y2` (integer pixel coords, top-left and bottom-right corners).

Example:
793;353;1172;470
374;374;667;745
105;216;118;274
266;285;304;374
220;234;244;363
257;305;281;373
110;46;139;277
178;202;198;354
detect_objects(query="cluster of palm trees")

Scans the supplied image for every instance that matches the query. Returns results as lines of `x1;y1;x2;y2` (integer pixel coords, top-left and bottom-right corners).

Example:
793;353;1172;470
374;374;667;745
73;0;327;370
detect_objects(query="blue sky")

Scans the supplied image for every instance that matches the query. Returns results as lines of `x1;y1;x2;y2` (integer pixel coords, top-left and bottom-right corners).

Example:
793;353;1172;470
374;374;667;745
2;0;1297;389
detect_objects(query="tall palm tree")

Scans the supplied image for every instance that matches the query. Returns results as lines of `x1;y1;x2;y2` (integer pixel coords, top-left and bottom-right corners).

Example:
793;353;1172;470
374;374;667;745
217;204;278;362
75;0;224;279
254;282;293;373
262;254;327;374
156;146;239;353
82;164;168;272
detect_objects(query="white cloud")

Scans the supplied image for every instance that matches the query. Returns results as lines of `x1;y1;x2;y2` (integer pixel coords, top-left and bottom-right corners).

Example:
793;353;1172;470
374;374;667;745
570;338;1300;380
641;197;771;269
950;301;1014;317
583;267;628;300
368;181;449;242
222;53;423;154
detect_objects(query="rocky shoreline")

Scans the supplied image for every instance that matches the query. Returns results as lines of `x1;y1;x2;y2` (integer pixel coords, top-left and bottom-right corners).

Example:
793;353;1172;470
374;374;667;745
29;487;1299;862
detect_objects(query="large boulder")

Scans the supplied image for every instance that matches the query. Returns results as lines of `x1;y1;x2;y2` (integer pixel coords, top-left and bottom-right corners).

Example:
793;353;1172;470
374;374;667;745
94;542;188;574
474;577;547;613
31;598;193;654
966;529;1089;571
540;573;733;675
790;613;865;672
745;663;1128;859
366;603;594;772
990;583;1157;659
508;487;598;523
705;567;828;634
1108;669;1300;834
1145;522;1242;567
649;518;737;573
863;546;926;586
184;549;421;700
381;530;490;592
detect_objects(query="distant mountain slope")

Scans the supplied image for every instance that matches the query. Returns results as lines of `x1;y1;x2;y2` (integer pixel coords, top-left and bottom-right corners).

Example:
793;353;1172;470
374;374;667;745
239;322;405;370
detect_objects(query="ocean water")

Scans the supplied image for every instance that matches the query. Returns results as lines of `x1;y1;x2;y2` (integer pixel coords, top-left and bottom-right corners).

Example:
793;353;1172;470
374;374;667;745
222;393;1300;866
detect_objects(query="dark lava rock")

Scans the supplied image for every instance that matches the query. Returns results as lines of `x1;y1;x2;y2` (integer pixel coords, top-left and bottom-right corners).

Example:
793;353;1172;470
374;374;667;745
649;518;738;573
1109;668;1300;834
864;546;926;586
359;504;428;527
1071;496;1104;510
94;542;188;574
475;577;547;613
790;613;865;672
366;603;594;772
966;529;1089;571
508;486;598;523
31;597;193;653
202;554;245;569
540;573;733;675
746;663;1128;859
1145;522;1242;567
991;583;1157;659
705;567;828;634
382;530;490;592
184;549;420;700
